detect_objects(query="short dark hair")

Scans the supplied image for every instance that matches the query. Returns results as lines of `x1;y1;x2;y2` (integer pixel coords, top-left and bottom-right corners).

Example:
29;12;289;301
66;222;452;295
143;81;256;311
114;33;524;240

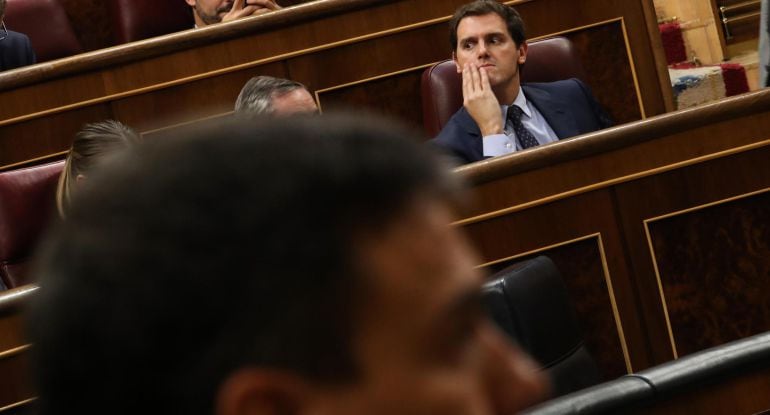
449;0;527;51
234;75;306;116
30;114;459;415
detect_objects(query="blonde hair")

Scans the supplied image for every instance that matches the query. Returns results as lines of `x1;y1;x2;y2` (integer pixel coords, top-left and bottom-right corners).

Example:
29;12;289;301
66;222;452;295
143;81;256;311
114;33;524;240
56;120;140;217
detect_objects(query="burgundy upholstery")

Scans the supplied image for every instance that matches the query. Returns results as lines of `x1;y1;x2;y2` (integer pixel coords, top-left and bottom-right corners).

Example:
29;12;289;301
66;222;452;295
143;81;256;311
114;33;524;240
4;0;82;63
0;161;64;289
108;0;194;45
420;36;587;137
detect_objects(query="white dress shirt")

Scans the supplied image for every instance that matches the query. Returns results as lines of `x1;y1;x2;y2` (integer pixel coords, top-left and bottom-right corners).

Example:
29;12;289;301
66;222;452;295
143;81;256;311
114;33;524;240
482;89;558;157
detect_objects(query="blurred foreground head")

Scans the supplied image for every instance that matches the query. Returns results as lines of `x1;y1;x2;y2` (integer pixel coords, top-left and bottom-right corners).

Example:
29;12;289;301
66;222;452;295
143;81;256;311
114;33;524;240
30;114;545;415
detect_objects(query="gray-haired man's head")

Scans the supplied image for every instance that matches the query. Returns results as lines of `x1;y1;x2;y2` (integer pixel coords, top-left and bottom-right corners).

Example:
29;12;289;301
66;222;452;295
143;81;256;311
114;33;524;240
234;76;318;117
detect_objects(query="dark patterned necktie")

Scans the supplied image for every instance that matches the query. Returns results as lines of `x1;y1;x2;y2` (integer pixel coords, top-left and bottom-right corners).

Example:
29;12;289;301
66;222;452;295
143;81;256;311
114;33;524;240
507;105;540;149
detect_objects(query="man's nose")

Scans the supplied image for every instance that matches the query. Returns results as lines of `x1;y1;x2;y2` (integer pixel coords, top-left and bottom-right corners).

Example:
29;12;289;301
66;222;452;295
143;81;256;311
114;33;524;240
480;323;549;414
477;41;490;58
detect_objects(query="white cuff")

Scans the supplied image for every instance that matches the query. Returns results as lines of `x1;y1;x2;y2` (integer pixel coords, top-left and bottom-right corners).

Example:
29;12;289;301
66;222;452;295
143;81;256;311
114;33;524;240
482;134;515;157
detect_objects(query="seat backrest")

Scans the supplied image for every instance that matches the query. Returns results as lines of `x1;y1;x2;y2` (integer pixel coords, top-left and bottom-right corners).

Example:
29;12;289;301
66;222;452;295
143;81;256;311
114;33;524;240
420;36;586;137
108;0;194;45
4;0;83;62
482;256;600;397
0;161;64;289
522;331;770;414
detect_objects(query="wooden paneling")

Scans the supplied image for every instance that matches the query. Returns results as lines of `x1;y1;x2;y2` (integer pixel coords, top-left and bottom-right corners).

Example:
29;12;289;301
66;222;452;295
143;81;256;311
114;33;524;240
567;20;642;124
648;190;770;358
458;86;770;372
0;0;668;170
484;235;629;381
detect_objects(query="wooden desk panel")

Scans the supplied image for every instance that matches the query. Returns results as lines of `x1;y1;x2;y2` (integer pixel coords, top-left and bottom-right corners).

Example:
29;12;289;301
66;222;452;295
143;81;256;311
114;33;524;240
0;0;667;170
459;87;770;372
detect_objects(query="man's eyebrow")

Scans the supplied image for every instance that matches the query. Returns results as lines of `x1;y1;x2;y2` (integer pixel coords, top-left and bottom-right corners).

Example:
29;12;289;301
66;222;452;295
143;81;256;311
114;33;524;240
459;31;507;43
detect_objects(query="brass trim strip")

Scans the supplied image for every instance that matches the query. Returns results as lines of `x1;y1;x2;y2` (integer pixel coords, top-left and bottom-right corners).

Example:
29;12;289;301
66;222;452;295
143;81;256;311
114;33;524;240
0;345;31;361
140;111;235;139
619;17;647;119
643;217;679;359
646;187;770;224
642;186;770;359
454;138;770;227
477;233;634;373
476;233;599;268
0;398;36;414
596;233;633;373
0;151;67;172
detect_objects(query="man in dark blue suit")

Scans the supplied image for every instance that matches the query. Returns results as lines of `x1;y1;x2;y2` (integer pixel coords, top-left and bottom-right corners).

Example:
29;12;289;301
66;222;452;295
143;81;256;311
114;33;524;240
431;1;612;165
0;0;36;71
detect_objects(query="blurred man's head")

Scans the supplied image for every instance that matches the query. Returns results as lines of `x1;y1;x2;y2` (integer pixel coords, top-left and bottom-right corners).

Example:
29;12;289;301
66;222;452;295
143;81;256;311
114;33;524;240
0;0;6;19
31;115;545;415
235;76;318;117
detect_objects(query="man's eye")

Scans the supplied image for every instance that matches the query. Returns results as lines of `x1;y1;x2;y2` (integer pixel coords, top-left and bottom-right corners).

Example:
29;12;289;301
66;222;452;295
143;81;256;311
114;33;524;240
462;42;475;49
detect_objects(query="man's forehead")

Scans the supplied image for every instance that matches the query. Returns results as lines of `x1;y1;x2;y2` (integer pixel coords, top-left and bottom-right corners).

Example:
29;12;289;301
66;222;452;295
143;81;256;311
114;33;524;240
457;13;508;37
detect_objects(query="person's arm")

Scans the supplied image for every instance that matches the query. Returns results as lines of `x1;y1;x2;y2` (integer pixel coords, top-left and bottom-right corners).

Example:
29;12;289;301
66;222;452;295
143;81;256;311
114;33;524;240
461;64;514;157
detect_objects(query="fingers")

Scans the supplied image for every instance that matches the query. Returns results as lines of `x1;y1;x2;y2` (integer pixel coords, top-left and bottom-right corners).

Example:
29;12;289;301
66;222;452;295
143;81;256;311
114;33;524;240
479;66;491;91
247;0;282;10
468;64;482;92
231;0;246;10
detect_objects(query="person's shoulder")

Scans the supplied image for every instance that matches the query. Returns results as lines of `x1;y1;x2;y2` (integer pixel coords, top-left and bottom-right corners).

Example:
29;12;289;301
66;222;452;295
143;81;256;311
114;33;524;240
524;78;586;93
5;30;31;43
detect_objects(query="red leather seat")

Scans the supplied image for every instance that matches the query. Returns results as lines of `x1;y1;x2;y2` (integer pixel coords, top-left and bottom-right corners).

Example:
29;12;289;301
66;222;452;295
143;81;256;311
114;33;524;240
108;0;194;44
0;161;64;289
4;0;82;62
421;36;586;137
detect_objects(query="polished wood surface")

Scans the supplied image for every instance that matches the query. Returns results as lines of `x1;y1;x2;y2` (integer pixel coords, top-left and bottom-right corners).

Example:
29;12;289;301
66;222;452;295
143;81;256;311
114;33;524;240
0;0;668;170
459;86;770;374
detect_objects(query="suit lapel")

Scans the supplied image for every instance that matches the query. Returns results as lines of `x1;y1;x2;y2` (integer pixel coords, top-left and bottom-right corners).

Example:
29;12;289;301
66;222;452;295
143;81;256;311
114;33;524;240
522;84;579;139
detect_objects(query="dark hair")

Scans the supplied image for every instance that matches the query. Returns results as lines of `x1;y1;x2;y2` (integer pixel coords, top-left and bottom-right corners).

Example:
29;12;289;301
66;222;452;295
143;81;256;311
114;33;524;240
449;0;527;51
56;120;140;217
234;75;306;116
0;0;5;17
30;114;459;415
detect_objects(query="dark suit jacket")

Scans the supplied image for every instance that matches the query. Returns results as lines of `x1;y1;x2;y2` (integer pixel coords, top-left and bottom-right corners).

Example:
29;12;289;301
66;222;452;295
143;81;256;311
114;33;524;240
1;30;36;72
430;78;613;165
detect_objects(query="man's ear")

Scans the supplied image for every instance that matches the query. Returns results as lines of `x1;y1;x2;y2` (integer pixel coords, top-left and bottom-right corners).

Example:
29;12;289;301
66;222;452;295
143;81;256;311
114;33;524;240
185;0;196;7
517;41;528;65
216;369;311;415
453;52;462;74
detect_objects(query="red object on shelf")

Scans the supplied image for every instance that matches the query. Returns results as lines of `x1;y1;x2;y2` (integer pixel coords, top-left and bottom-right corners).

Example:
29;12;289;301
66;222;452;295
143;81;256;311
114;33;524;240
659;22;687;65
720;63;750;96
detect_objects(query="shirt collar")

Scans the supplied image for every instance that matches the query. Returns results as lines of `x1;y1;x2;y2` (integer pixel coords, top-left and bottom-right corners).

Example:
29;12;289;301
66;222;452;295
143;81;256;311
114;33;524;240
501;88;532;119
